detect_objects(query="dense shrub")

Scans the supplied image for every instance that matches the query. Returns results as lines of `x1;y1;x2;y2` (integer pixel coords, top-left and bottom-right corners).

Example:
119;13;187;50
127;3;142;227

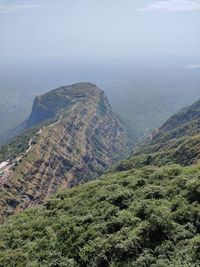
0;165;200;266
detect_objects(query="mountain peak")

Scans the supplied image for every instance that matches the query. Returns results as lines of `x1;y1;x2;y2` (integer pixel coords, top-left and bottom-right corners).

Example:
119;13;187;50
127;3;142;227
26;82;102;128
0;82;128;219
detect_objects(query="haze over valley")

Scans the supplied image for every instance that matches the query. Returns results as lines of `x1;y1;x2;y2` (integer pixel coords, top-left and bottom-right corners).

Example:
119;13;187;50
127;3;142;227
1;58;200;144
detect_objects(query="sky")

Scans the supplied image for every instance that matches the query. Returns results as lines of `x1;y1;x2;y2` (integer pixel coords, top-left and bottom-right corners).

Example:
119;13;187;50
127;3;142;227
0;0;200;64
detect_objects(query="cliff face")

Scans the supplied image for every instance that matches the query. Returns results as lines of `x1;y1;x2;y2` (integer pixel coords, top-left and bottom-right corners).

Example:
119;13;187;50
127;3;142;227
26;84;76;128
0;83;128;219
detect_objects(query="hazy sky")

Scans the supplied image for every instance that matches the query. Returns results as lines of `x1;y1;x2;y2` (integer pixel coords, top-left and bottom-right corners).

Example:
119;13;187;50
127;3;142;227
0;0;200;63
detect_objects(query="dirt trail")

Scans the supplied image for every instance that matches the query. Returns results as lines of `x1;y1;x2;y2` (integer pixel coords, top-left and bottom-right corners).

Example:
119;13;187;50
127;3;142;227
48;115;63;128
0;128;43;183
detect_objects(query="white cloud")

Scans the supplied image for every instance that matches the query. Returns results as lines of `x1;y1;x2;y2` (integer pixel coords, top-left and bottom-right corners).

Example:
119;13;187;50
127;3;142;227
0;4;40;13
138;0;200;12
184;64;200;69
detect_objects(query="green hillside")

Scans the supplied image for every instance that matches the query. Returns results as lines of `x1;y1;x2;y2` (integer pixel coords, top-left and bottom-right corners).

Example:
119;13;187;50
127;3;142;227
0;163;200;266
1;96;200;266
113;98;200;171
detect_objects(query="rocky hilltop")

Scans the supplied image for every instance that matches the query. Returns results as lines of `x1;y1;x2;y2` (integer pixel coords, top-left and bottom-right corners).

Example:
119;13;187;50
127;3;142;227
0;82;128;219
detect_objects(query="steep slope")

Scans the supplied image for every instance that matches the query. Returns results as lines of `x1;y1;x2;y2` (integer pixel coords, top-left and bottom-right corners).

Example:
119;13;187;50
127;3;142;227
0;95;200;266
112;97;200;171
161;99;200;132
0;82;128;219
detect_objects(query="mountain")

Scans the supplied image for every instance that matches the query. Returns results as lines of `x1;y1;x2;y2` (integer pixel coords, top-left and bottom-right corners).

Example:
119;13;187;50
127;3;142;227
1;64;200;146
112;98;200;171
0;95;200;266
0;82;128;219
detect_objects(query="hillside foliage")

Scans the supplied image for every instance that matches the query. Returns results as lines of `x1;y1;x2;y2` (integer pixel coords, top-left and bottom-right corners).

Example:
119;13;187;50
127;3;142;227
0;163;200;266
0;127;38;162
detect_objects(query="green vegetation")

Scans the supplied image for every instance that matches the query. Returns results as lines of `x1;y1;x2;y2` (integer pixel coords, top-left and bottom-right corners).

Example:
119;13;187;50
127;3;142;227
0;127;39;162
0;164;200;266
0;109;72;163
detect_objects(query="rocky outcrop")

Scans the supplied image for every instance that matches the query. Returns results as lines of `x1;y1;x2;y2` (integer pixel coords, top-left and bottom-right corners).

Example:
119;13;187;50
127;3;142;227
0;82;128;219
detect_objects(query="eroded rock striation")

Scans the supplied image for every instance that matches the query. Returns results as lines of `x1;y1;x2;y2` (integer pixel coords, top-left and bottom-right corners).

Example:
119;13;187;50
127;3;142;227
0;82;128;219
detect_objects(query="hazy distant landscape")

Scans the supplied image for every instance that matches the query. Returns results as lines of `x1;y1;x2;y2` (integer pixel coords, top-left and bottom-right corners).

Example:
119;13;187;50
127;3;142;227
0;58;200;144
